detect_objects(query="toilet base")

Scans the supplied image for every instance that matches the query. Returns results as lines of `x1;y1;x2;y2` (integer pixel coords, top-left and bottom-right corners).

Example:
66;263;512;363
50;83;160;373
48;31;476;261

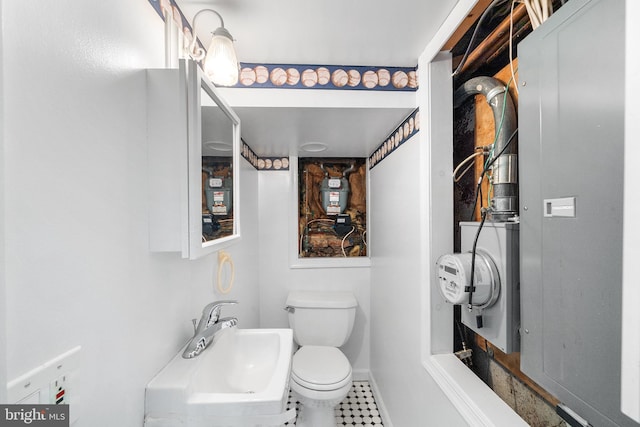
291;380;351;427
295;404;336;427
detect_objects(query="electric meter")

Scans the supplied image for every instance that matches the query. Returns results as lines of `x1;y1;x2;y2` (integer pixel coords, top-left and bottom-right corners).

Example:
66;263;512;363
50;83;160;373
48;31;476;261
436;251;500;309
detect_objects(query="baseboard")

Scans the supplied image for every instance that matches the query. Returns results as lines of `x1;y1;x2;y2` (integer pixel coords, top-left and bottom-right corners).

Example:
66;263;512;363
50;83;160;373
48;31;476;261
368;372;394;427
352;369;370;382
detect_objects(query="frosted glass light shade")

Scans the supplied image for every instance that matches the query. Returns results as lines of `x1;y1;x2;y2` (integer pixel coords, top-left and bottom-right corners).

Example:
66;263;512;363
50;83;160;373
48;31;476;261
203;27;239;86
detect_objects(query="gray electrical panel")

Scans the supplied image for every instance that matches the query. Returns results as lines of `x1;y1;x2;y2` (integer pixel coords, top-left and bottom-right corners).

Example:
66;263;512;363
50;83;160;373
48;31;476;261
518;0;636;426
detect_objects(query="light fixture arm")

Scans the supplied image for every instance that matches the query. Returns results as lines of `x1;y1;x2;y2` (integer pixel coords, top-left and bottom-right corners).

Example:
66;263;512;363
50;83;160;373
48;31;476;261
187;8;239;86
188;8;227;61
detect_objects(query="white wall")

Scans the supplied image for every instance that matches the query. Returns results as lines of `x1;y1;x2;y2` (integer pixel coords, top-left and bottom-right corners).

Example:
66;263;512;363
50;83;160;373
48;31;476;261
2;1;259;425
257;168;371;376
622;0;640;421
369;134;467;427
0;0;7;404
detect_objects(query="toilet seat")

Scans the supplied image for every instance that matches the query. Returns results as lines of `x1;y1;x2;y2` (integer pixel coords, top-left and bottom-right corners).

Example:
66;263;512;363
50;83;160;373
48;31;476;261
291;346;352;391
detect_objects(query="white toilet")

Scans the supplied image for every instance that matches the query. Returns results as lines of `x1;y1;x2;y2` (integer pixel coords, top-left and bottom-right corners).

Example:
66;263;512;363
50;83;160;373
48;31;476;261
285;291;358;427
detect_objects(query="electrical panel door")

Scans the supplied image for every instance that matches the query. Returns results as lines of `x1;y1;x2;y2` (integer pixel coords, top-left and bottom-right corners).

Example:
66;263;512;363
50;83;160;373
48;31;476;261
518;0;635;426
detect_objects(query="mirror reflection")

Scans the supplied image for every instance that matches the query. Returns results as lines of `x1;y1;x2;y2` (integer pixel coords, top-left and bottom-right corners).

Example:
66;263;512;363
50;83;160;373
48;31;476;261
201;88;235;242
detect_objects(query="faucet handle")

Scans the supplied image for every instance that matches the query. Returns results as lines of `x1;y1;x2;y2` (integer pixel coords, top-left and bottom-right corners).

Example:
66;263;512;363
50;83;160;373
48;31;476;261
203;300;238;326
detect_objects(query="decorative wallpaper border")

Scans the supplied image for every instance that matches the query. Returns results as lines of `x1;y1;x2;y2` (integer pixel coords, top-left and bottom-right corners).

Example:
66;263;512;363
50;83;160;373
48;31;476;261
369;108;420;170
149;0;197;48
147;0;418;92
242;139;289;171
237;63;417;91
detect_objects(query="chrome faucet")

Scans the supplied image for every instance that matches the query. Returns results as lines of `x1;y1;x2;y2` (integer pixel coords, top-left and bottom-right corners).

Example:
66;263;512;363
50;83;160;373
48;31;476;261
182;300;238;359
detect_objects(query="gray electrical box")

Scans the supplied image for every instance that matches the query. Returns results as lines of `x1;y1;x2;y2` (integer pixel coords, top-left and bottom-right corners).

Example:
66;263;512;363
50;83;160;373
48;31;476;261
519;0;636;426
460;221;520;354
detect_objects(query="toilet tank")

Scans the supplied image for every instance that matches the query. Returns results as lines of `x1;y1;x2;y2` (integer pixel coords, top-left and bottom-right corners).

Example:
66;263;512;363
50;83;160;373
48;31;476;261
285;291;357;347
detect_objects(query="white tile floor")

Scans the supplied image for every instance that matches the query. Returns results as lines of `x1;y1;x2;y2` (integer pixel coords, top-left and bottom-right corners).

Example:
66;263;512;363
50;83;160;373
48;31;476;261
285;380;384;426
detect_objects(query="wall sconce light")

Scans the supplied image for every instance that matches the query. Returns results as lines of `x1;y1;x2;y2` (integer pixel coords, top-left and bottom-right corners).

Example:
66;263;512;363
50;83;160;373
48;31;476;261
189;9;239;86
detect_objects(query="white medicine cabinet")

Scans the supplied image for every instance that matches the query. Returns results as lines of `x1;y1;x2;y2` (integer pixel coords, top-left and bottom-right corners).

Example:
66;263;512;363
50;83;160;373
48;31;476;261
147;59;241;259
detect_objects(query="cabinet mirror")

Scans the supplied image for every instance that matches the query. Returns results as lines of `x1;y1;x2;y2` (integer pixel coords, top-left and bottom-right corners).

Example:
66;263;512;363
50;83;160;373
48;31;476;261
187;60;241;258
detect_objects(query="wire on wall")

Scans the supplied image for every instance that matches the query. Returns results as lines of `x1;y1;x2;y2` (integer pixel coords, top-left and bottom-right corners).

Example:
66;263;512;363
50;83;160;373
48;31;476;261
341;227;356;257
467;208;489;330
453;0;553;80
452;0;511;77
523;0;553;29
453;150;484;182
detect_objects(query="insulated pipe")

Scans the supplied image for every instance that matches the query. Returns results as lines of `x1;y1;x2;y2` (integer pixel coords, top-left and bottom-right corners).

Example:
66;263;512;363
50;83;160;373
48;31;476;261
454;76;518;221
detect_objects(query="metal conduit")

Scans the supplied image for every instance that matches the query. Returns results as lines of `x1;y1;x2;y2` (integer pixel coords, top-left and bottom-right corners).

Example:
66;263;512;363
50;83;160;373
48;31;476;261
454;76;518;221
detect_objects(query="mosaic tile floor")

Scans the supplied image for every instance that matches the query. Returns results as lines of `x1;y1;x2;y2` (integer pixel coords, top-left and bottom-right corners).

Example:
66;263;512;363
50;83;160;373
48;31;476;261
285;380;384;426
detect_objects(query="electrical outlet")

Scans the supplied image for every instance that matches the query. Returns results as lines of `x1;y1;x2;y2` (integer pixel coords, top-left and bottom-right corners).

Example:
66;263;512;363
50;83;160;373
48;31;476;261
7;346;80;424
50;375;68;405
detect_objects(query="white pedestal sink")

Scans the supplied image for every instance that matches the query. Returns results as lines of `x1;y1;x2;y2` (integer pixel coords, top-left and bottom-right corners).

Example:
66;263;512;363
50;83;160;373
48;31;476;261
144;328;295;427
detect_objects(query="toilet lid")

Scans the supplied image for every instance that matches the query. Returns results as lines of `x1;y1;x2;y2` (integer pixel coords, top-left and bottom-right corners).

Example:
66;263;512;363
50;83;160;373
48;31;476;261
292;346;352;391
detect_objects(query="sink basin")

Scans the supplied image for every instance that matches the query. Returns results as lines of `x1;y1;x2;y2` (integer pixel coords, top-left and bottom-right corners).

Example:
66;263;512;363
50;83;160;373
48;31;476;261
144;328;294;427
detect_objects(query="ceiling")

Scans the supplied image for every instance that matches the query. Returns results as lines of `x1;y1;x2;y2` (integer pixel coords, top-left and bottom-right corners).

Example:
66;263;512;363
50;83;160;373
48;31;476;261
176;0;459;157
234;106;414;158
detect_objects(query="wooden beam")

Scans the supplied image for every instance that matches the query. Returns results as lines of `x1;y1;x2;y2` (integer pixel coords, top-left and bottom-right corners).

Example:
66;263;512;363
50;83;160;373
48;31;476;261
442;0;494;52
459;3;529;76
485;20;531;64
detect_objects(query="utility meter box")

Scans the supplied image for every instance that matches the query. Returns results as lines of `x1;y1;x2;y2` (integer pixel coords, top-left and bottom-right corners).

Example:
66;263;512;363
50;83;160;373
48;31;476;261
459;221;520;354
320;177;350;215
205;176;233;216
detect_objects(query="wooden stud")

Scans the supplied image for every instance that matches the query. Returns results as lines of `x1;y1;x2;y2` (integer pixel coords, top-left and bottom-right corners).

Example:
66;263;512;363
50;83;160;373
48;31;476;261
443;0;495;52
